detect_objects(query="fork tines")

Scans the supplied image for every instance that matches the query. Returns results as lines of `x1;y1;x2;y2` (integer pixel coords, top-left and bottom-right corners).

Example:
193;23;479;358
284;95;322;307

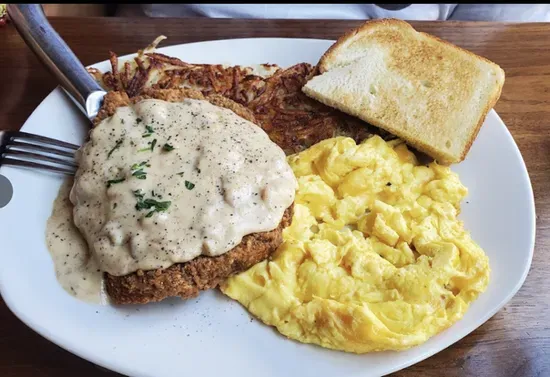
0;131;80;175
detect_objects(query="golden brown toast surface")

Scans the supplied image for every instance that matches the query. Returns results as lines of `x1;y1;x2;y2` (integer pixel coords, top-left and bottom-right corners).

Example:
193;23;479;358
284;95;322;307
304;19;505;164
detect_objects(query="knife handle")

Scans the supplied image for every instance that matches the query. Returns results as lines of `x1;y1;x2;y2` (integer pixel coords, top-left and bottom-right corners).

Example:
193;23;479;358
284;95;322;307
7;4;105;120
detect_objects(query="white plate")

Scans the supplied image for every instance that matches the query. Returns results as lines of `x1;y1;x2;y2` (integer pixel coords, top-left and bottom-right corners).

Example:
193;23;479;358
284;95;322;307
0;38;536;377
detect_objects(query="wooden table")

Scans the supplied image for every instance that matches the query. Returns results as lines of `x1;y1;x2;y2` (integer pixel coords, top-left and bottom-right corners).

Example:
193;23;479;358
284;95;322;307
1;18;549;377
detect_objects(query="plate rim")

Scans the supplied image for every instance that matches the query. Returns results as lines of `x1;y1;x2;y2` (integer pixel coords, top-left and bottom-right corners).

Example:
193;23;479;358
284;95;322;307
0;37;537;377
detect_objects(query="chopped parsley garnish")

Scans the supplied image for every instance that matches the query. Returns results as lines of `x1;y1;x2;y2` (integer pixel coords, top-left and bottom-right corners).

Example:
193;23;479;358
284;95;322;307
107;178;125;187
162;143;174;152
138;138;157;152
148;199;171;211
107;138;124;158
134;189;171;215
135;197;172;215
135;201;147;210
132;170;147;179
142;125;154;138
131;161;149;170
176;175;195;190
131;161;149;180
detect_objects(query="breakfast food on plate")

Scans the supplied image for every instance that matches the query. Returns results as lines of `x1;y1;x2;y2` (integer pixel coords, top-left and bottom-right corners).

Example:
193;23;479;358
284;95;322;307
302;19;505;165
221;135;490;353
47;88;296;304
46;26;493;353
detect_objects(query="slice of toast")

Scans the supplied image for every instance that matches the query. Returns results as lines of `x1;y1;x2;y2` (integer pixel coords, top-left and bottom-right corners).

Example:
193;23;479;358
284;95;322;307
302;19;505;164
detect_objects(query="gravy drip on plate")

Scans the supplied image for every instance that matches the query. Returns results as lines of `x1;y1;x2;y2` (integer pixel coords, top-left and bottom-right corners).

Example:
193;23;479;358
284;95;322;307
46;179;104;304
70;98;296;276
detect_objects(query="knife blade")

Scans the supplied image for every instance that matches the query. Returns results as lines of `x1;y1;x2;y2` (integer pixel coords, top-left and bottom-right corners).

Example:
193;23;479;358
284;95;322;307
7;4;106;122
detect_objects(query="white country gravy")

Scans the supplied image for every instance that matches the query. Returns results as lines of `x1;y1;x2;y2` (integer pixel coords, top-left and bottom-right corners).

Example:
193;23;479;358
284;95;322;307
69;98;296;277
46;179;105;304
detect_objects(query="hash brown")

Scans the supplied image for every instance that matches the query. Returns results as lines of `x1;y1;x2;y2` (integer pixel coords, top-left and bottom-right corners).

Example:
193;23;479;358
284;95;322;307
89;37;395;154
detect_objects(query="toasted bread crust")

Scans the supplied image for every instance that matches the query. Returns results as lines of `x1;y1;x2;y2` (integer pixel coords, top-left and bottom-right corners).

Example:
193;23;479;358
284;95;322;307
95;89;293;304
320;18;504;74
313;18;505;164
319;19;409;73
458;70;504;162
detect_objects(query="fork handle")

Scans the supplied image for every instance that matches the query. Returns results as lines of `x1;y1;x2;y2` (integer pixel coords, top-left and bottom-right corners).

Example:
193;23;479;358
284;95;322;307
7;4;105;120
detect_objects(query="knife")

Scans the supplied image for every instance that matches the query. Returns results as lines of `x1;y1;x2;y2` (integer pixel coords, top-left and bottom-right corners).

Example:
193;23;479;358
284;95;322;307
7;4;106;122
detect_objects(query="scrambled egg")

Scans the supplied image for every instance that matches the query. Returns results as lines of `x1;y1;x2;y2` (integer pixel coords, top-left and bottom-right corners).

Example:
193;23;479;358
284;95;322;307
221;135;490;353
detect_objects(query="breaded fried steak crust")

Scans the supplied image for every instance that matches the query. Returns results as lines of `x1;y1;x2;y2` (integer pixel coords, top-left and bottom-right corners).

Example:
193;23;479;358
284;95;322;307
94;88;294;304
94;88;257;127
106;206;292;304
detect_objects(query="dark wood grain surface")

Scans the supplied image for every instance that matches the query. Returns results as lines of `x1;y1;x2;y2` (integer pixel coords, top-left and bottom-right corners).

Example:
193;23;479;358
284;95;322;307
1;18;549;377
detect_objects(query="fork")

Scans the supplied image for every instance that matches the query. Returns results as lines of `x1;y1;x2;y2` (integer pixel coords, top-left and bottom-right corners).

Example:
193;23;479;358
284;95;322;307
0;130;79;175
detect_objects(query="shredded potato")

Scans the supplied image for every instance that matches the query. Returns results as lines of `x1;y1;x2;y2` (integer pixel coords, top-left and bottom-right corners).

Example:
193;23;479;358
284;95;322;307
88;37;395;155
